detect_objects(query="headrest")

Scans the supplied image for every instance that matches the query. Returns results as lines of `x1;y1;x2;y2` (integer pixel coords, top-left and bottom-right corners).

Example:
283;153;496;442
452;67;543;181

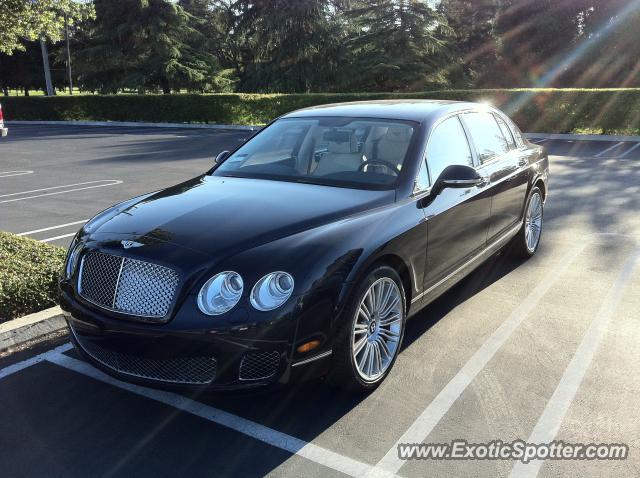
324;129;357;153
368;126;389;142
382;126;411;143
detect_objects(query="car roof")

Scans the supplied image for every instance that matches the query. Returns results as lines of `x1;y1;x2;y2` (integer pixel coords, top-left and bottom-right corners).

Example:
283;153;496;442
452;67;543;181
281;99;485;123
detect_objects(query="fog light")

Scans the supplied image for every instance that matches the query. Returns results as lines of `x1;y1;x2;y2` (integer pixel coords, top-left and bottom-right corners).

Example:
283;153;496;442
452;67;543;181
296;340;320;353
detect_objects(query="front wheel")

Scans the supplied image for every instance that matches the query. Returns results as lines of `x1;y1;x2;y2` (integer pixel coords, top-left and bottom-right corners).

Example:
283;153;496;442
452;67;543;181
327;266;406;392
511;186;544;258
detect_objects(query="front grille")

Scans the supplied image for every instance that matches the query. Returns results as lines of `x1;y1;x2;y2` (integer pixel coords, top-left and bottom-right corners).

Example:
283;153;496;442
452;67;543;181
239;351;280;381
78;251;179;319
71;326;217;385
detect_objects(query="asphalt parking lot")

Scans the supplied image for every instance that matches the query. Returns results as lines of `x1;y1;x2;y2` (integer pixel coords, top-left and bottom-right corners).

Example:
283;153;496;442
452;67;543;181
1;124;253;247
1;124;639;477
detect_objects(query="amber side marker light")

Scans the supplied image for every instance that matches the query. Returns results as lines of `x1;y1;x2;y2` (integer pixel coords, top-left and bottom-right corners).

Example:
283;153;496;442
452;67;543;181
297;340;321;354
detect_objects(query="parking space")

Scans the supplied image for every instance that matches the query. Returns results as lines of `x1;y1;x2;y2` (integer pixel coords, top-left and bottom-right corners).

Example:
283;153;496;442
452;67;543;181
531;137;640;160
1;125;639;477
1;124;252;247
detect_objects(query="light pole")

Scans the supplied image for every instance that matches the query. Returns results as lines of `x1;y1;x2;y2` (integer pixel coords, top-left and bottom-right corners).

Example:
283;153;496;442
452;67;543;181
64;13;73;95
39;36;54;96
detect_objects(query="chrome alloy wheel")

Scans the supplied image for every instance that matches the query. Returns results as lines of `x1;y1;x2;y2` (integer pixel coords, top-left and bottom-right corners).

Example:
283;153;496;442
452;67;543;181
351;277;403;381
525;191;543;252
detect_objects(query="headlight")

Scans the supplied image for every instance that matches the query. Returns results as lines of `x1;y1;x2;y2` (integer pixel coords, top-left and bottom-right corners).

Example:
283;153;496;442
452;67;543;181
63;236;82;280
250;272;294;311
197;271;244;316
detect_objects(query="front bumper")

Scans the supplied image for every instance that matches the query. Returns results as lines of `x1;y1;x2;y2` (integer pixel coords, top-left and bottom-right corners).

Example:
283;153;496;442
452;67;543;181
60;286;333;391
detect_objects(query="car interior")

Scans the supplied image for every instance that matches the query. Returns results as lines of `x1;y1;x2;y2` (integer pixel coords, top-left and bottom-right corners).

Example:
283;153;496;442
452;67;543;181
215;118;416;187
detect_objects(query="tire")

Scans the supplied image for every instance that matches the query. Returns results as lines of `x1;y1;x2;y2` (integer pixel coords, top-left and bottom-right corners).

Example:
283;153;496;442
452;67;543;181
511;186;544;258
327;265;406;392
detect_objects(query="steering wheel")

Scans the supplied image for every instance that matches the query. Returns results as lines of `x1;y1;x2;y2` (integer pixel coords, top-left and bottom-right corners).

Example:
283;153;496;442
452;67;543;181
358;160;400;176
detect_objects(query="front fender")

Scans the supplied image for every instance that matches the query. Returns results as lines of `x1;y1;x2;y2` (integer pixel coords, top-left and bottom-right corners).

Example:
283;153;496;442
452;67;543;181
215;199;426;358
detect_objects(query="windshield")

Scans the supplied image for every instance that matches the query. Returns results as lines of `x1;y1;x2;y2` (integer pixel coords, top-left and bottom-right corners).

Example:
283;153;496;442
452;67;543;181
213;117;417;189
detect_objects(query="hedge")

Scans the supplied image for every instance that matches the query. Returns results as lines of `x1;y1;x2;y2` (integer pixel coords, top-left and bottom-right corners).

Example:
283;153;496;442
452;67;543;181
0;232;66;323
4;88;640;134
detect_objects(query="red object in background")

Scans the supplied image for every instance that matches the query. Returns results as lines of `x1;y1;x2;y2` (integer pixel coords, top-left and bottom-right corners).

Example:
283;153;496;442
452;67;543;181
0;103;7;137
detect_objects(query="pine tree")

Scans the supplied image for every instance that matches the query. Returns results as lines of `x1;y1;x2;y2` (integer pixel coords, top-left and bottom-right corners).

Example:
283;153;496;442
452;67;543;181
494;0;588;87
343;0;451;91
75;0;220;93
229;0;339;92
438;0;499;87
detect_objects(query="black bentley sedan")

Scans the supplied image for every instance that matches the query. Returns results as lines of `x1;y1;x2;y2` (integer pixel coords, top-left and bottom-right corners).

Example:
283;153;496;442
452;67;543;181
60;100;548;392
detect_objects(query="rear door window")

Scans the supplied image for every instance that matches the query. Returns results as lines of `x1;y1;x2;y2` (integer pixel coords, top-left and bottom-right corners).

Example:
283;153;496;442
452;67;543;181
462;112;509;163
494;114;516;150
506;117;526;148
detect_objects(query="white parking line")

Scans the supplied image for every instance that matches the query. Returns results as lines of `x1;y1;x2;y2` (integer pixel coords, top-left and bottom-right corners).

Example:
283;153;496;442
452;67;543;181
0;343;72;380
618;142;640;158
45;352;396;478
371;241;590;476
17;220;88;236
510;247;640;478
0;180;122;204
594;142;624;158
0;170;34;178
41;232;79;243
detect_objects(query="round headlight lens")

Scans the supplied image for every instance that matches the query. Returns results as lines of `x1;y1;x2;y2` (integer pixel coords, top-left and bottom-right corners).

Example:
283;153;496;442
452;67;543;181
250;272;294;311
197;271;244;316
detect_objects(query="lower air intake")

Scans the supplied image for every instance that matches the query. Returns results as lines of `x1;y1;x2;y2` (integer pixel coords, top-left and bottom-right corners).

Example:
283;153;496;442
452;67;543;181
239;350;280;381
71;326;217;385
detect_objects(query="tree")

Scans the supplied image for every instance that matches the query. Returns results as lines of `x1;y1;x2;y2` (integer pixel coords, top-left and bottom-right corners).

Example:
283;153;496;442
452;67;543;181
0;0;94;55
75;0;221;93
438;0;500;87
178;0;238;91
493;0;589;87
565;1;640;87
0;43;46;95
221;0;341;93
343;0;452;91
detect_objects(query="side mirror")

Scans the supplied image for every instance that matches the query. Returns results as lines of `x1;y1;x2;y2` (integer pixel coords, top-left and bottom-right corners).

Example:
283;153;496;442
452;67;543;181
214;150;230;164
433;165;486;195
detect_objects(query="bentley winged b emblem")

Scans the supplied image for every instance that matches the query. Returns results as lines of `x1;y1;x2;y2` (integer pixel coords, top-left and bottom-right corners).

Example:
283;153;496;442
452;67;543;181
121;240;144;249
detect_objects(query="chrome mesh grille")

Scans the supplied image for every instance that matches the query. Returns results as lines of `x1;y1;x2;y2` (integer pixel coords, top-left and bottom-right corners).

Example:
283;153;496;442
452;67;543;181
239;351;280;381
79;252;122;307
71;327;217;385
78;251;179;319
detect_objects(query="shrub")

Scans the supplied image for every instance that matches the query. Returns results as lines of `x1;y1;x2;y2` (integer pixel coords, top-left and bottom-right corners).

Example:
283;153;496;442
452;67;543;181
0;232;66;322
3;88;640;134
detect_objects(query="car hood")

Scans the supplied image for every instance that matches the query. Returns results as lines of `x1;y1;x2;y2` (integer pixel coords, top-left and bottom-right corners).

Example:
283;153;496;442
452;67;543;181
90;175;395;258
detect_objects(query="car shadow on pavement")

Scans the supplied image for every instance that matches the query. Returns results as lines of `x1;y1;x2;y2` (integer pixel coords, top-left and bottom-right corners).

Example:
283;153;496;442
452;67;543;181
401;249;525;352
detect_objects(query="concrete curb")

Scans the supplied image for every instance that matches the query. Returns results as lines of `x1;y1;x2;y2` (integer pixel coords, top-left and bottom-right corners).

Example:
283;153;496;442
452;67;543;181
524;132;640;142
0;306;68;353
7;120;260;131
